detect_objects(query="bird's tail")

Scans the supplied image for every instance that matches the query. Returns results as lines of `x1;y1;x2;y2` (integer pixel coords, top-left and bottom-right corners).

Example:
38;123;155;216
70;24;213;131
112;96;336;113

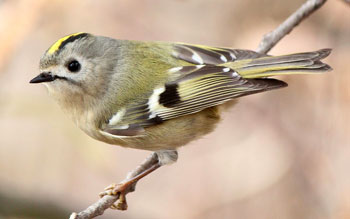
231;49;332;79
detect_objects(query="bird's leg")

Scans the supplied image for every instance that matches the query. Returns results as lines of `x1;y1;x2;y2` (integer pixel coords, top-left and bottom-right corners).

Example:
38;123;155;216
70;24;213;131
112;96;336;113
99;152;159;210
99;150;178;210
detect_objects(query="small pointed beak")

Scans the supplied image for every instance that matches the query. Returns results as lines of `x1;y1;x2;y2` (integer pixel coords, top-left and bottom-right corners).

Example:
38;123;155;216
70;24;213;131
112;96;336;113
30;72;56;84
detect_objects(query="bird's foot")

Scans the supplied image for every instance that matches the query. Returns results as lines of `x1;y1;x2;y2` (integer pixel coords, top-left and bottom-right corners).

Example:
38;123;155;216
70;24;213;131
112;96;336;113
99;183;130;210
97;150;177;211
98;160;161;210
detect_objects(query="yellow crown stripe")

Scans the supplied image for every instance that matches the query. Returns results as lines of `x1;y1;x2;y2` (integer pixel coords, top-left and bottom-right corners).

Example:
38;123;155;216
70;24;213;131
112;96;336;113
47;32;85;54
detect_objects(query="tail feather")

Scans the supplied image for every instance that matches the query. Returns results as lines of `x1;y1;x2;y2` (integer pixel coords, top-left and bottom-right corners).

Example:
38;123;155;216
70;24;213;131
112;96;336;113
232;49;332;78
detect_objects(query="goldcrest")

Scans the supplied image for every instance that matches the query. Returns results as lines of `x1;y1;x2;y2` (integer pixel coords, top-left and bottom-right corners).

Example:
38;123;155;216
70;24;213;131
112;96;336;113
30;33;331;165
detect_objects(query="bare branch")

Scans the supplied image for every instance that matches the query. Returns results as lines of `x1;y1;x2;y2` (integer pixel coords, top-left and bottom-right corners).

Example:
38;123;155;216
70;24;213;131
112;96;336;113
257;0;328;54
70;0;329;218
70;153;159;219
70;195;119;219
342;0;350;5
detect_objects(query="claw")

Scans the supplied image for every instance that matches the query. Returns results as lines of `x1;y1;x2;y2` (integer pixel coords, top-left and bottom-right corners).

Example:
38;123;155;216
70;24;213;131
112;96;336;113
110;203;118;210
104;183;117;191
96;153;162;211
115;193;128;210
101;188;128;211
99;183;124;198
99;190;109;198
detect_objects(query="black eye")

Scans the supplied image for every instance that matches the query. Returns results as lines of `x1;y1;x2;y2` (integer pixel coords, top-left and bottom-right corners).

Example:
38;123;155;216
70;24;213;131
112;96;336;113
67;60;81;72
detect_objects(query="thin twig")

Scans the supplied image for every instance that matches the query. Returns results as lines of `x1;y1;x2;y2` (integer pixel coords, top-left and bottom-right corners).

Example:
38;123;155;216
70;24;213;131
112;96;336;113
342;0;350;5
70;153;158;219
257;0;327;54
70;0;328;218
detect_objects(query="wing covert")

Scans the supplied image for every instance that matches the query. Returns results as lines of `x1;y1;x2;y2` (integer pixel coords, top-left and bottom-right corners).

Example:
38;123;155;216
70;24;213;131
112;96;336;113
101;64;286;137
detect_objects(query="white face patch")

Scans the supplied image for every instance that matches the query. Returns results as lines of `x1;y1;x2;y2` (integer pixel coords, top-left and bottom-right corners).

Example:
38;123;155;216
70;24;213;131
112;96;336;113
43;82;51;89
108;108;126;126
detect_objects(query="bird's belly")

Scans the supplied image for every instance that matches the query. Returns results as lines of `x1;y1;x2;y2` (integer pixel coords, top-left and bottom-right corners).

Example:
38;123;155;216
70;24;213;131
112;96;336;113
95;106;222;151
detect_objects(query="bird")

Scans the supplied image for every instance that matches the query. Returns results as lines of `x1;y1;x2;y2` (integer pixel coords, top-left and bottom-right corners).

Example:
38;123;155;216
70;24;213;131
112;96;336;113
30;32;331;207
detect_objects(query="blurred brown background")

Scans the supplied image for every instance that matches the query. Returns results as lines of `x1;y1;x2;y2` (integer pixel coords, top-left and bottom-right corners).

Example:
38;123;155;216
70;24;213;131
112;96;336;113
0;0;349;218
